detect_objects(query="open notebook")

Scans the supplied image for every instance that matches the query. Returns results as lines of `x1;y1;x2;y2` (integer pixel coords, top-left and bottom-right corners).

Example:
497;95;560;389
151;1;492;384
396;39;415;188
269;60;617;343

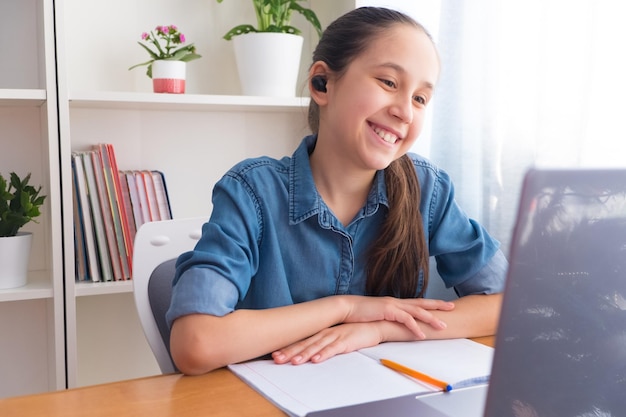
228;338;492;417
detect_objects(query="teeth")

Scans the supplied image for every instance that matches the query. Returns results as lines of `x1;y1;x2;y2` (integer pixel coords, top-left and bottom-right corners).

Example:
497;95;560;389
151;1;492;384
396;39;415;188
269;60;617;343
373;126;398;144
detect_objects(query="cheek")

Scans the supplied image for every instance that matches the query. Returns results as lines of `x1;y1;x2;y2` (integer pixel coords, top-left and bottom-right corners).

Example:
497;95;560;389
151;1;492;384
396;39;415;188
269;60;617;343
407;113;426;142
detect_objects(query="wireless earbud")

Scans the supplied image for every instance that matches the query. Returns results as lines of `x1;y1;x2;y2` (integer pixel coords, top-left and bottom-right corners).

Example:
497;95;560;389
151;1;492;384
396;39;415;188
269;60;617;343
311;76;327;93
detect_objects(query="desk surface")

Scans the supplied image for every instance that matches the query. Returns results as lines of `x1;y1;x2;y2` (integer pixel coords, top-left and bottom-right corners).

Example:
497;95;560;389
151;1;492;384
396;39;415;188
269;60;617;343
0;337;494;417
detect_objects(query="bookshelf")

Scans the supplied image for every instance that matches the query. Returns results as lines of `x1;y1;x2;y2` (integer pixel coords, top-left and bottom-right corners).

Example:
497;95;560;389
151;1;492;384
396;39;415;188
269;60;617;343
1;0;356;396
0;0;65;398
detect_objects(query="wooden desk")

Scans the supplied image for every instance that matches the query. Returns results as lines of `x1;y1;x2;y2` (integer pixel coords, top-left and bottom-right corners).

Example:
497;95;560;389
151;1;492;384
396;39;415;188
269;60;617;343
0;337;494;417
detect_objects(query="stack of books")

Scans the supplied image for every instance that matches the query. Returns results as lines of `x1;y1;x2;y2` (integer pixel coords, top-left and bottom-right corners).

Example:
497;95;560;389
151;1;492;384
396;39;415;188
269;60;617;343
71;143;172;282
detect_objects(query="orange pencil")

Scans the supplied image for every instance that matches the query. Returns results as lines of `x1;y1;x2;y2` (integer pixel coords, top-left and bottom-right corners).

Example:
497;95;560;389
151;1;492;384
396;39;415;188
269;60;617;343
380;358;453;392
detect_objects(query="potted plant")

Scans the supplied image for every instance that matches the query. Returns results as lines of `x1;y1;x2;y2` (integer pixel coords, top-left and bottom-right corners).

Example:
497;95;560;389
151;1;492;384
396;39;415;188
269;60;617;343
128;25;202;94
0;172;46;289
216;0;322;97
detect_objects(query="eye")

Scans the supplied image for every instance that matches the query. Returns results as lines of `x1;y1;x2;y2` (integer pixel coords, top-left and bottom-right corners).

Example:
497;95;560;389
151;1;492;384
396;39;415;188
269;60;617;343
378;78;396;88
413;95;426;105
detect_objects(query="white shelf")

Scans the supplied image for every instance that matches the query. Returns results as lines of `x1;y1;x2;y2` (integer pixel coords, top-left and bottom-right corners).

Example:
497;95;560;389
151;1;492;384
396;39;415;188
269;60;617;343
74;279;134;297
0;89;46;106
69;91;311;112
0;271;53;302
0;0;65;396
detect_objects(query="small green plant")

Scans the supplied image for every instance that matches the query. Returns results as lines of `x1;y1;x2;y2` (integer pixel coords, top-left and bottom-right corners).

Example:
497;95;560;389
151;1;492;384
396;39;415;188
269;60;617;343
0;172;46;237
128;24;202;78
217;0;322;40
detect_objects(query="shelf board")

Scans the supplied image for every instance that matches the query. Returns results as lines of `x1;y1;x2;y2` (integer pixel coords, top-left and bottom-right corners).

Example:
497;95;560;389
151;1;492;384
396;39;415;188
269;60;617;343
0;89;46;106
0;271;53;302
75;279;134;297
69;91;311;112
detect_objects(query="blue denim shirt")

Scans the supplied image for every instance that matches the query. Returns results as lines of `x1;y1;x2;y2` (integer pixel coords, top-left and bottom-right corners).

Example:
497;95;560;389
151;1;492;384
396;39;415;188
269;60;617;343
166;135;507;327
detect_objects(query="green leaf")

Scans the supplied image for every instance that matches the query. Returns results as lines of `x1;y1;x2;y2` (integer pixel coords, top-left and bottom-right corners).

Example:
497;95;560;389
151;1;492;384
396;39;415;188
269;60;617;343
0;172;46;236
128;59;155;71
0;190;12;201
179;53;202;63
137;41;160;60
217;0;322;39
169;45;202;61
223;25;258;40
291;2;322;38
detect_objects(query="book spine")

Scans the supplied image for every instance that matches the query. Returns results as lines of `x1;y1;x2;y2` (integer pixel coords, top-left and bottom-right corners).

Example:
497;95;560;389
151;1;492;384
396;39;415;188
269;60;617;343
104;143;134;277
90;150;123;281
95;144;131;280
71;155;88;282
72;153;101;282
82;152;114;282
142;170;161;222
118;171;137;245
151;170;173;220
134;170;152;224
124;171;145;231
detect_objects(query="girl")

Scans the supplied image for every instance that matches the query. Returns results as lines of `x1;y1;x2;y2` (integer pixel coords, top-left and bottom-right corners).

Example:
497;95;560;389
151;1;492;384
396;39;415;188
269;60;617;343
167;7;507;375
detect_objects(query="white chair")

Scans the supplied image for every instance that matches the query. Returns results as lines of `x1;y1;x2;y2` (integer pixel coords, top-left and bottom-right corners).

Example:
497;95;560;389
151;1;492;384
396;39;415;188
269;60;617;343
132;216;208;374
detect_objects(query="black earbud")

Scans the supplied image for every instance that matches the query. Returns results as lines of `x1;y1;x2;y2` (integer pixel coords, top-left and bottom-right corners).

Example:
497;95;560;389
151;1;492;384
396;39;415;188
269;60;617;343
311;76;327;92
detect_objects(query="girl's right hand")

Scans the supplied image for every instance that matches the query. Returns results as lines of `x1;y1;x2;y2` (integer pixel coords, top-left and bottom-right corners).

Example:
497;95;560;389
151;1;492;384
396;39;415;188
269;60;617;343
340;295;454;339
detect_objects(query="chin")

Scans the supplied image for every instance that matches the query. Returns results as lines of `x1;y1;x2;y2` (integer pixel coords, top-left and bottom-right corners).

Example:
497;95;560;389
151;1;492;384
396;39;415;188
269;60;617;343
368;159;395;172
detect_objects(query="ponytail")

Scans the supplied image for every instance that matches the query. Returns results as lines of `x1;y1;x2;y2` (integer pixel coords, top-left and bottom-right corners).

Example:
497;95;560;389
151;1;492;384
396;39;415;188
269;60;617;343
366;155;429;297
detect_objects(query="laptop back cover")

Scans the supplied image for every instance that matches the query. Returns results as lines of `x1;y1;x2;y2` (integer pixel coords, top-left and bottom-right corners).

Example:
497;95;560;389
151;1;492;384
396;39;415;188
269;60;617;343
484;168;626;416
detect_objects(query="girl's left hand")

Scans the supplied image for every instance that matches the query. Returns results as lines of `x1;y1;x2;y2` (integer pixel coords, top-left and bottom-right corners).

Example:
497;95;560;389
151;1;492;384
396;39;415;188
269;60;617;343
272;321;395;365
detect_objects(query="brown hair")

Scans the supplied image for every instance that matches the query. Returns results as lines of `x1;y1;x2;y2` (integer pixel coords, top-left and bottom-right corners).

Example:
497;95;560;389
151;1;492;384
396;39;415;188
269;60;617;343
367;155;429;297
308;7;432;297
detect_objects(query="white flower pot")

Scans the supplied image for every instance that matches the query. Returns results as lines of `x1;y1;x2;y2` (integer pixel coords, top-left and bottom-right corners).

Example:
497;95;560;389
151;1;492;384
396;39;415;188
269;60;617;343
0;232;32;289
152;60;186;94
233;33;304;97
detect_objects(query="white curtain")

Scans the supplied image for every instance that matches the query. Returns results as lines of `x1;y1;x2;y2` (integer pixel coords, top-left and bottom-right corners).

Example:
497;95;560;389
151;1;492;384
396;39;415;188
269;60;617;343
429;0;626;254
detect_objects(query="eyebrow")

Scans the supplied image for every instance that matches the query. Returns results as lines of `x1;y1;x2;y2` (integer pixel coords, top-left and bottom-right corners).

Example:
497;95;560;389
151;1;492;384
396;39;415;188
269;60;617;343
378;62;435;90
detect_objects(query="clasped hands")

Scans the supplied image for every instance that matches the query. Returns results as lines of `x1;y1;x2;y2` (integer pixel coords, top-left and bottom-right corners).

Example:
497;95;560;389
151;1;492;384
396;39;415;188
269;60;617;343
272;295;454;365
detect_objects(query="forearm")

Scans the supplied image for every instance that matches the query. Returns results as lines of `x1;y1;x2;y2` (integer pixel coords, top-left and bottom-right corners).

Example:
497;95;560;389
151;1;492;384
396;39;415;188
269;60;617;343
170;296;350;375
170;294;457;374
380;293;503;342
427;293;503;338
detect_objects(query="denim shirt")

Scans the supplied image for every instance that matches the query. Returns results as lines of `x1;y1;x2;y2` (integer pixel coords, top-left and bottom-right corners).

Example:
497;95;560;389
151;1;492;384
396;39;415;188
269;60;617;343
166;135;507;327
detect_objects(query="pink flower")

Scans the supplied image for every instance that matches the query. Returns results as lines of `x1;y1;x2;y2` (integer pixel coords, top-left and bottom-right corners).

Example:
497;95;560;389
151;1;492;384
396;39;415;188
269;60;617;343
130;24;201;75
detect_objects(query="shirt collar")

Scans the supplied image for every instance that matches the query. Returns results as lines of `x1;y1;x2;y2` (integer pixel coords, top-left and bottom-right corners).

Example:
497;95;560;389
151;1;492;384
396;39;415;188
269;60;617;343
289;135;389;225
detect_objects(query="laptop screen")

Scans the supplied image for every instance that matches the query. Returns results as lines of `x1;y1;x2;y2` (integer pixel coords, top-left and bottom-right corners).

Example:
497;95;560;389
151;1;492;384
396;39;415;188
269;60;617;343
485;168;626;416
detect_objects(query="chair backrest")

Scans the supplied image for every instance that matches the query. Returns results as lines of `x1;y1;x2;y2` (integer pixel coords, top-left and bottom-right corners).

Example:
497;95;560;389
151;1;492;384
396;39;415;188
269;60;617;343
132;216;208;374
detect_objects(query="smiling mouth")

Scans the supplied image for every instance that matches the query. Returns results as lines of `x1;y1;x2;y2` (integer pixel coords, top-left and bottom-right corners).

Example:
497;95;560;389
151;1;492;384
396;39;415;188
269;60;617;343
371;124;400;144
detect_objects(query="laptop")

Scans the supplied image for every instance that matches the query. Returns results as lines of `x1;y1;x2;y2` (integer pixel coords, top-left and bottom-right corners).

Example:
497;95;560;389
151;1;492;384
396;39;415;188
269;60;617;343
484;167;626;416
310;167;626;416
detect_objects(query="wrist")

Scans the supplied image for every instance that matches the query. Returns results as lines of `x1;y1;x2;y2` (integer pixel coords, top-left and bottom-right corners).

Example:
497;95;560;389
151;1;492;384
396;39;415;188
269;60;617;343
376;320;415;343
335;294;353;324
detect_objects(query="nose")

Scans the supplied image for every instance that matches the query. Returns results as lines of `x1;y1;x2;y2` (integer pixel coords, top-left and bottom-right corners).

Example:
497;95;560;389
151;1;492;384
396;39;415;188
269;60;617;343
390;94;414;124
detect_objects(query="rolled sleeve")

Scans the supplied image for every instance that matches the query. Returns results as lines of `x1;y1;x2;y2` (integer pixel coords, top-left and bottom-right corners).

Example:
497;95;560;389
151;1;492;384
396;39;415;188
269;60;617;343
453;249;508;297
165;267;240;328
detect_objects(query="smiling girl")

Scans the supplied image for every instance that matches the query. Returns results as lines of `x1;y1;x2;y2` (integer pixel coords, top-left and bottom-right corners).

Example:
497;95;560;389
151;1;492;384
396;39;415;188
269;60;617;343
167;7;507;375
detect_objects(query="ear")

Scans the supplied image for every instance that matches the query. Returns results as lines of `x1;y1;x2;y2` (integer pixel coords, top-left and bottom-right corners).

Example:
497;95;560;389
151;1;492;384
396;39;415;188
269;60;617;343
309;61;331;106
